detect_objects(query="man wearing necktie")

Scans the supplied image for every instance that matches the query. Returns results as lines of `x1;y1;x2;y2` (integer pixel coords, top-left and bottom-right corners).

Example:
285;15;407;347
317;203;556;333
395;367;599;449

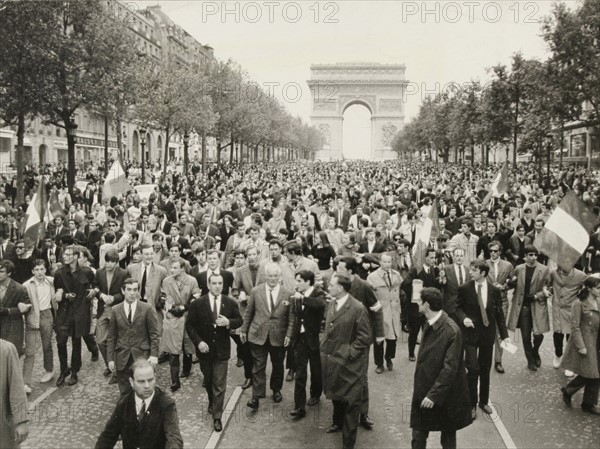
288;270;327;419
367;253;402;373
443;248;470;325
241;262;295;410
456;260;510;420
186;273;242;432
95;359;183;449
107;278;160;397
485;241;515;374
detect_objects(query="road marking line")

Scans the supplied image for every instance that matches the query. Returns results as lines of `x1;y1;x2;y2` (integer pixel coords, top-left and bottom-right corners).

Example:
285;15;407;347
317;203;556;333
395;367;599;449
489;402;517;449
204;386;243;449
28;387;58;411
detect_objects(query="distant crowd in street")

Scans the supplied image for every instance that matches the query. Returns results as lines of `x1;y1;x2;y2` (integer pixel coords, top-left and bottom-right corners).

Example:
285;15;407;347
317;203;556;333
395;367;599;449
1;158;599;449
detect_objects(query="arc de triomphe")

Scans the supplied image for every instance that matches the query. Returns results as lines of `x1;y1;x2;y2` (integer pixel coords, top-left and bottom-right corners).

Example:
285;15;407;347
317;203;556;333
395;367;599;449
307;62;408;160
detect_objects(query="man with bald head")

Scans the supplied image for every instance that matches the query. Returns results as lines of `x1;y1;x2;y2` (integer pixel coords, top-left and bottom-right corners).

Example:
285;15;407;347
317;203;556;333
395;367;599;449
241;262;296;410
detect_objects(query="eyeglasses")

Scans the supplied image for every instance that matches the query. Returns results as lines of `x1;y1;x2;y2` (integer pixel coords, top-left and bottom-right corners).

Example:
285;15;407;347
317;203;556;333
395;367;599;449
16;246;25;250
527;253;538;257
489;249;499;253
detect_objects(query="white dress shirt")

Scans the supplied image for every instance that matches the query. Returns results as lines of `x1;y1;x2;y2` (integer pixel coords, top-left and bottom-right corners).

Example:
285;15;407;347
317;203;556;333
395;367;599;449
266;283;281;313
125;300;138;321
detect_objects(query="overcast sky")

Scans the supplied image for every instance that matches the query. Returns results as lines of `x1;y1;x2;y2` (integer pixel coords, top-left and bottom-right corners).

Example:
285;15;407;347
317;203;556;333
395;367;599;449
135;0;576;125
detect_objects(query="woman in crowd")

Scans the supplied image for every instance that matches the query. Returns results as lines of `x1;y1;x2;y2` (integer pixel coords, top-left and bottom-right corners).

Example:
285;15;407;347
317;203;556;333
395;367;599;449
310;231;337;286
560;275;600;415
219;215;235;252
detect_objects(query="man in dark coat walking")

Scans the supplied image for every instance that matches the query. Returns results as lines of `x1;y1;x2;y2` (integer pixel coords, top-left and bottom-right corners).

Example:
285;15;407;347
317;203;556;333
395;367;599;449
410;287;472;449
95;359;183;449
321;274;371;449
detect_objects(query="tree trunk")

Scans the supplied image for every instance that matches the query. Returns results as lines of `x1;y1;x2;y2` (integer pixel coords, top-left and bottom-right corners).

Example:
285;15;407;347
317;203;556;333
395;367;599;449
239;139;244;165
66;117;77;197
15;113;25;205
537;140;543;181
471;143;475;167
164;126;170;172
116;117;124;166
229;133;235;164
512;95;519;167
183;133;190;176
104;115;109;175
201;132;207;174
559;121;564;168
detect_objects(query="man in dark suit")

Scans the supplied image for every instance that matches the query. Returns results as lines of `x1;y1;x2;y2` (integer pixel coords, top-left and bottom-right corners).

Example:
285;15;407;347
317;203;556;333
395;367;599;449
443;248;470;324
155;212;172;236
34;236;62;273
486;241;515;374
107;278;160;396
166;225;191;259
456;259;510;419
0;260;31;357
162;193;177;224
52;216;70;246
195;249;234;296
330;198;351;232
321;274;371;449
185;273;243;432
402;249;444;361
506;225;532;267
0;233;16;261
289;270;326;418
95;359;183;449
232;197;252;224
241;262;296;410
66;218;87;245
95;250;128;379
357;228;386;256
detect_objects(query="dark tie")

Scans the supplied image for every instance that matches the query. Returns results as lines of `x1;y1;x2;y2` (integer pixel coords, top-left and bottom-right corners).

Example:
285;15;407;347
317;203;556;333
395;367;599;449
138;400;146;422
269;289;275;312
212;296;219;321
333;299;338;314
140;267;147;301
477;283;489;327
458;266;464;285
386;272;392;289
127;305;132;324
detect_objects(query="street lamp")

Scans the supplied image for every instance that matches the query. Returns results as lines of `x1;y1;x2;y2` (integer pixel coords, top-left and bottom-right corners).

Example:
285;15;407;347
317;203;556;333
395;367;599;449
139;127;146;183
183;132;190;175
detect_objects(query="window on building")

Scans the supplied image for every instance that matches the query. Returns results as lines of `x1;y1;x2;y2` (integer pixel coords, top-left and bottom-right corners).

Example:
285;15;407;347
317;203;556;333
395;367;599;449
570;134;587;158
56;128;61;137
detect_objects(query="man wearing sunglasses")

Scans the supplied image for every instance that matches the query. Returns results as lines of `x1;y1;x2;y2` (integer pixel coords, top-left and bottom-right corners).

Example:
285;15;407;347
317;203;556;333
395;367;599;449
486;241;514;374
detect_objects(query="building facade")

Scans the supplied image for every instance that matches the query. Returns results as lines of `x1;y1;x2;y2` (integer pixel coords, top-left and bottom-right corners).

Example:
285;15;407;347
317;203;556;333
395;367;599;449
0;1;215;174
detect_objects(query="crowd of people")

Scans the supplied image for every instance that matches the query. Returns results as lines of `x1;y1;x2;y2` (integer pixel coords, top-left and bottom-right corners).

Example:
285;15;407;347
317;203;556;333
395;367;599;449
0;159;599;449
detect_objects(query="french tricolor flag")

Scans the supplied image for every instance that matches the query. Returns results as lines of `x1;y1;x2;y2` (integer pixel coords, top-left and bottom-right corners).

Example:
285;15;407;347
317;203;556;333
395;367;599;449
534;191;599;272
103;160;132;201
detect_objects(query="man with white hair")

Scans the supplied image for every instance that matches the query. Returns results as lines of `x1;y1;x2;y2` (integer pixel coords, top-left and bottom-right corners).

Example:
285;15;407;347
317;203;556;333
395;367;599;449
241;262;296;410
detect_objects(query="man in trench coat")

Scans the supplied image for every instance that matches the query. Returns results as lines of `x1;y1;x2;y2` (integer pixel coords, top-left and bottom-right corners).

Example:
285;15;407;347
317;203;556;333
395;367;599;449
321;274;371;449
410;287;472;449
